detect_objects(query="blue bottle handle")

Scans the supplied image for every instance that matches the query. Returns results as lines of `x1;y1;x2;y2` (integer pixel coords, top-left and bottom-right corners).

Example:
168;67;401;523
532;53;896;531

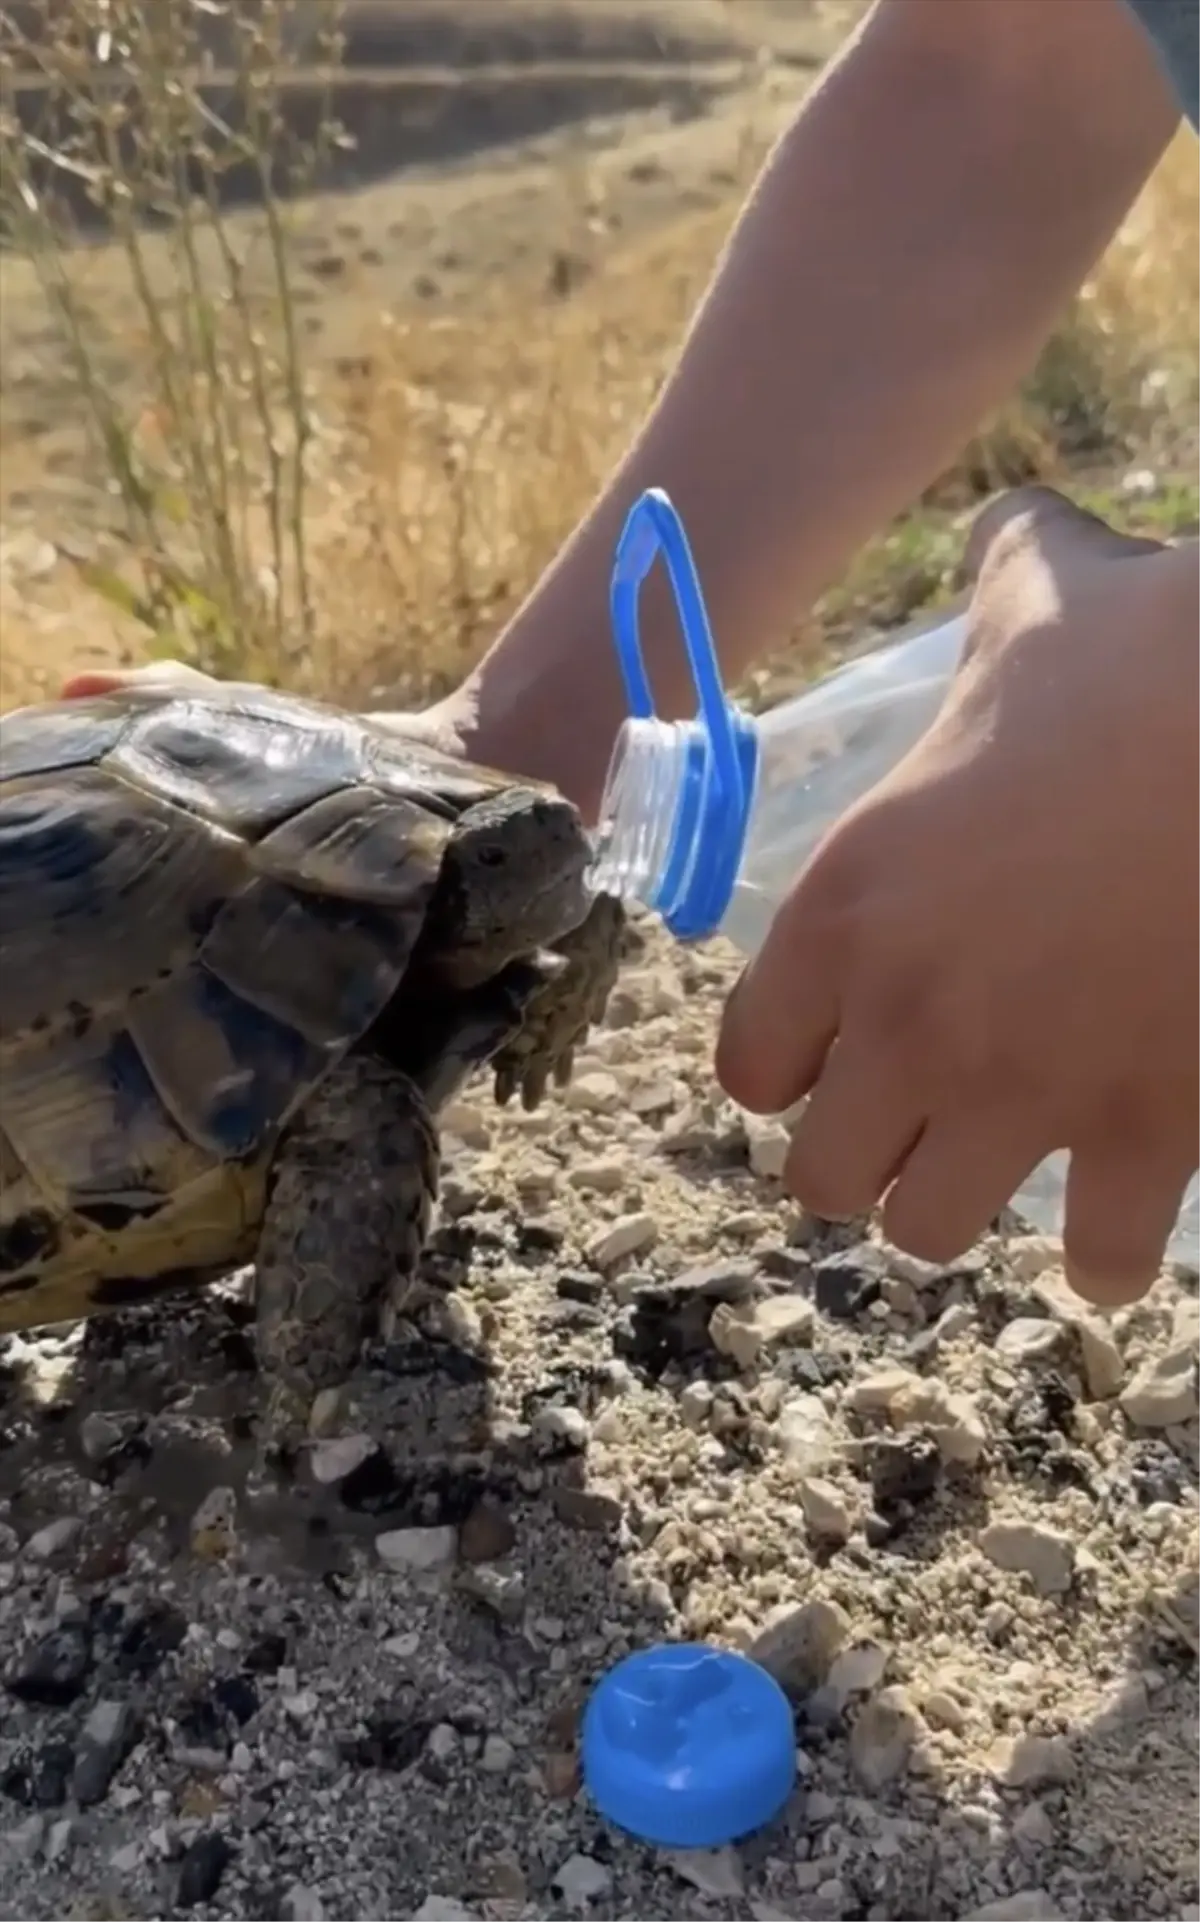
610;488;747;823
608;489;757;941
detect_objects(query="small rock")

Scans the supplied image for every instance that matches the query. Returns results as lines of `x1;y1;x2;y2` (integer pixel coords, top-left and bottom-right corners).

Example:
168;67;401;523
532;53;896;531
1120;1317;1198;1428
74;1700;137;1806
1075;1317;1125;1398
745;1115;791;1179
922;1688;967;1733
190;1485;237;1559
177;1831;233;1909
480;1734;514;1772
532;1404;590;1452
849;1686;919;1789
566;1071;622;1114
25;1516;81;1560
411;1900;477;1922
45;1816;74;1864
845;1366;920;1417
869;1434;941;1513
458;1563;527;1625
586;1211;657;1270
750;1598;849;1695
662;1846;745;1897
813;1243;885;1319
375;1526;456;1573
962;1894;1064;1921
710;1294;813;1369
459;1500;517;1563
282;1886;326;1922
776;1392;839;1466
79;1412;127;1464
310;1435;376;1485
7;1624;93;1707
989;1732;1075;1788
679;1381;714;1430
117;1603;189;1678
978;1519;1075;1596
551;1485;624;1532
826;1641;889;1704
553;1852;613;1903
1012;1801;1056;1850
1007;1236;1065;1283
797;1476;854;1545
995;1318;1063;1364
567;1157;629;1194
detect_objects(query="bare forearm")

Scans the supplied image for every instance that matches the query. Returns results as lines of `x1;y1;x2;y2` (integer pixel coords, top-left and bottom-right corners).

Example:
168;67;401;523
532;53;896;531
459;0;1177;813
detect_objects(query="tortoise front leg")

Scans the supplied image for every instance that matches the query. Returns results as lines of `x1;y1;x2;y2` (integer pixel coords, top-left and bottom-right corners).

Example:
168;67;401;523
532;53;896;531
253;1053;438;1456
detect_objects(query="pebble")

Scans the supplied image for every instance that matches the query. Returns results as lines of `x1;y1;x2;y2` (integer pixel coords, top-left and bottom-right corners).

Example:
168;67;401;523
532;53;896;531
585;1211;657;1269
6;1624;93;1707
310;1434;376;1484
479;1734;514;1772
24;1516;81;1560
1011;1802;1056;1850
176;1831;233;1909
826;1640;889;1703
531;1404;590;1451
848;1685;920;1789
744;1115;791;1179
190;1485;237;1559
995;1318;1063;1364
375;1525;457;1572
1075;1317;1126;1398
73;1700;136;1806
813;1242;886;1319
78;1412;127;1463
797;1475;855;1545
553;1853;613;1902
962;1894;1064;1921
1006;1236;1065;1283
458;1499;518;1562
662;1846;745;1897
709;1294;813;1368
776;1392;839;1466
750;1599;850;1695
989;1733;1075;1789
566;1070;623;1114
978;1519;1076;1596
1120;1307;1198;1427
282;1885;326;1921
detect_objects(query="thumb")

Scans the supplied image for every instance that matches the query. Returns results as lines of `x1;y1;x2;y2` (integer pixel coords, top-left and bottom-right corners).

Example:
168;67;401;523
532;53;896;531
962;484;1165;592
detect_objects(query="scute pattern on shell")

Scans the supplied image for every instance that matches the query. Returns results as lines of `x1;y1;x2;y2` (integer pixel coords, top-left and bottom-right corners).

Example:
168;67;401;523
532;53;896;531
0;683;520;1316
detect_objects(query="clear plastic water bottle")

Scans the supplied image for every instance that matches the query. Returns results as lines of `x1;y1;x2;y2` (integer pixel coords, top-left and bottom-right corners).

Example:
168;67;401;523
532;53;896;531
589;487;1199;1266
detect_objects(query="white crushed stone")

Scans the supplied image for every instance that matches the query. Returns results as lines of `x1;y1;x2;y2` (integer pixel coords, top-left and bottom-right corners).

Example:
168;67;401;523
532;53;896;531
0;918;1194;1921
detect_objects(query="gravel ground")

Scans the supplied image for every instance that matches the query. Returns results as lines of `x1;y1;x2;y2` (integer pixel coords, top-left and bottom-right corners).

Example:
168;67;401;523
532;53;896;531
1;919;1196;1922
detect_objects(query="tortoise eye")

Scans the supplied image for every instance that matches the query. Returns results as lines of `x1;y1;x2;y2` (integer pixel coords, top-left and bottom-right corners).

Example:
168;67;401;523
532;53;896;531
476;846;506;868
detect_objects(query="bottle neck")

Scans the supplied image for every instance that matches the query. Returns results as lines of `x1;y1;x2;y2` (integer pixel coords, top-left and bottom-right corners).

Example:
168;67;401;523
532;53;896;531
589;717;688;913
588;710;760;939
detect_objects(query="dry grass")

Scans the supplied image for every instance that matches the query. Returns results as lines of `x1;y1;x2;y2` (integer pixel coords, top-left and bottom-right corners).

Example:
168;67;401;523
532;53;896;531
0;0;1196;716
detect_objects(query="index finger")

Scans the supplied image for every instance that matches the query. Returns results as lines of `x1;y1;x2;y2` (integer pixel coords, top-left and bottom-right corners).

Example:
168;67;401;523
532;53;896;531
715;859;846;1116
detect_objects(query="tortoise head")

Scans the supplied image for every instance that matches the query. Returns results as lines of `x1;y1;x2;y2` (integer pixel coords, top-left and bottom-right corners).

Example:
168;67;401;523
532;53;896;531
419;782;594;990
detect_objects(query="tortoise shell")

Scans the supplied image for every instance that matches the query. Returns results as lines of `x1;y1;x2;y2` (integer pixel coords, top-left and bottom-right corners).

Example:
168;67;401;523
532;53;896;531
0;681;541;1324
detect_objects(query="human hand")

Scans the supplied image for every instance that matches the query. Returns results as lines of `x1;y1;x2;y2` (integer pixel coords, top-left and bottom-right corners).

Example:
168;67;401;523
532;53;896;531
716;487;1199;1308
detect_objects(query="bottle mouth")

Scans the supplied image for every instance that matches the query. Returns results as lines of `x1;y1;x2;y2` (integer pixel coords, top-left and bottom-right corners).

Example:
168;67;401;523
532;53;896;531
589;716;686;907
589;711;759;940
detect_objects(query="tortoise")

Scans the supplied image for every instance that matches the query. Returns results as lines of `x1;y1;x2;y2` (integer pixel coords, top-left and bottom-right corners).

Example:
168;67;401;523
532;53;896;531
0;680;623;1447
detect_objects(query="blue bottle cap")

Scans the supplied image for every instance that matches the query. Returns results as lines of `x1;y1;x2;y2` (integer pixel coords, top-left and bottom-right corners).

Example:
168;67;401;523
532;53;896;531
609;489;759;941
582;1643;797;1849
